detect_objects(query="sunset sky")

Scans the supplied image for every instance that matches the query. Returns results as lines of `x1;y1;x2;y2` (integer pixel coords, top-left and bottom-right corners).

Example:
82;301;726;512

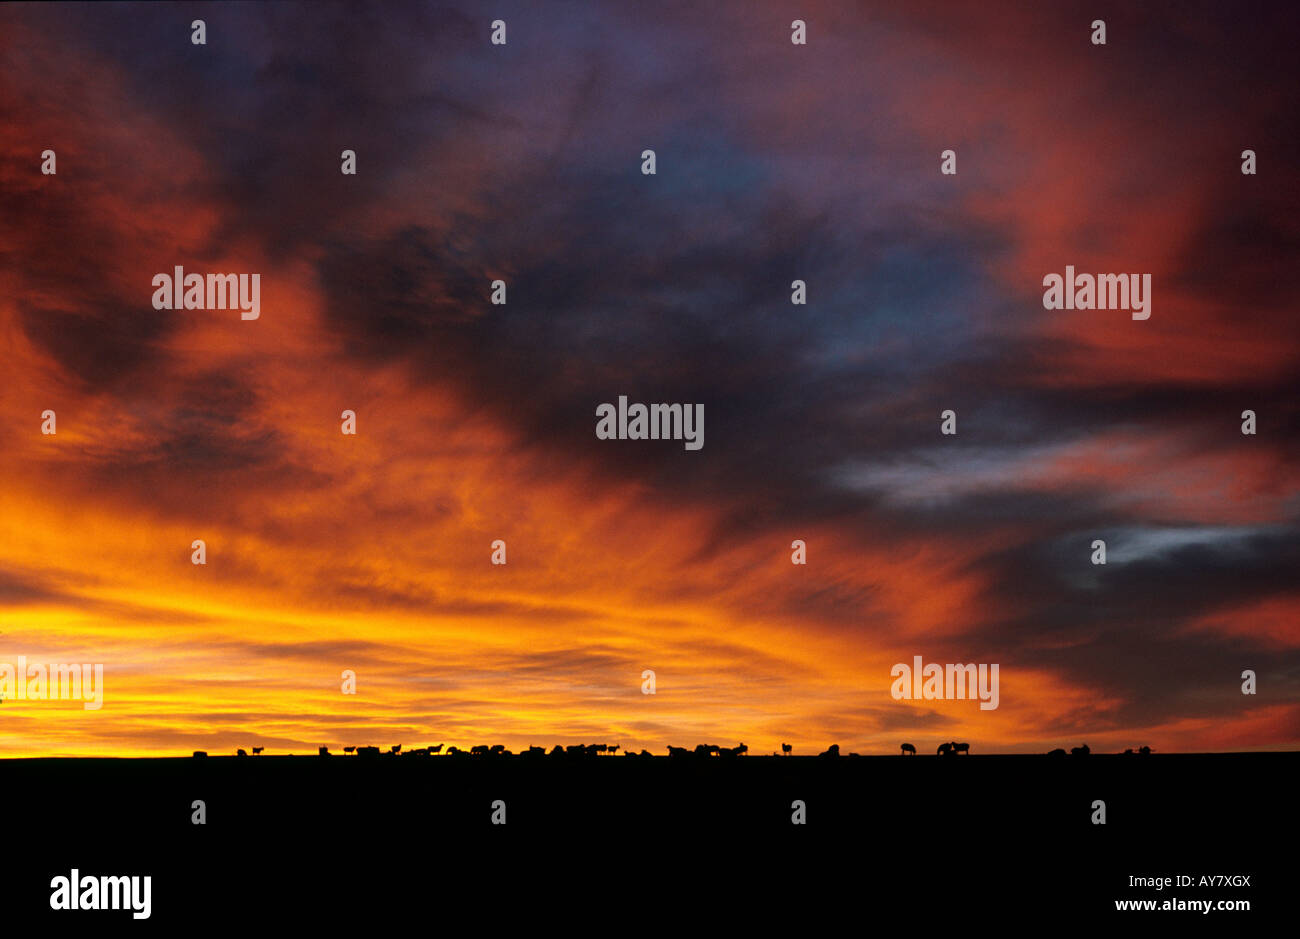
1;1;1297;757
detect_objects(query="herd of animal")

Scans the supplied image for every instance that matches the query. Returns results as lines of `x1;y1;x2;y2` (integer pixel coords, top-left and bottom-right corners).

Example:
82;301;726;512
195;741;1156;759
1047;744;1154;757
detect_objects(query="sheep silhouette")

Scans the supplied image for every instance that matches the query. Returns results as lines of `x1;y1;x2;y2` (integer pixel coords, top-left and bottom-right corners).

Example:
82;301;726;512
236;749;248;757
718;743;748;757
1071;744;1090;757
1047;748;1066;757
608;745;619;755
429;744;443;754
900;743;916;755
1139;745;1153;755
781;743;792;756
937;742;953;756
667;745;691;758
343;746;356;753
390;745;402;755
318;746;330;756
251;747;263;755
819;744;841;758
952;742;969;755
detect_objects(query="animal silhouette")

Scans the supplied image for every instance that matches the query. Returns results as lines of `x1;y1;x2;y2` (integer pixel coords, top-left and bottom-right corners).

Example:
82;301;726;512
1071;744;1090;756
952;742;969;755
343;746;356;753
937;742;953;756
1139;746;1153;755
781;743;792;756
718;743;748;757
608;745;619;755
900;743;916;755
819;744;841;758
318;746;330;756
1047;748;1066;757
429;744;443;754
236;749;248;757
667;745;691;758
252;747;264;755
390;745;402;754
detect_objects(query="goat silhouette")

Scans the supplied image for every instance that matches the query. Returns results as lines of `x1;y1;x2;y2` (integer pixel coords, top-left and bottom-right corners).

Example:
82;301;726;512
900;743;916;755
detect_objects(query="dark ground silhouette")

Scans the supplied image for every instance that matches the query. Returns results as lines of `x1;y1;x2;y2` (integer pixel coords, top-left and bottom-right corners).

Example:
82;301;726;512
3;750;1292;923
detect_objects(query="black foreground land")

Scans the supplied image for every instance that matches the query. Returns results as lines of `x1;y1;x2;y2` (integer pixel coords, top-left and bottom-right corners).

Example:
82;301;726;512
5;752;1293;924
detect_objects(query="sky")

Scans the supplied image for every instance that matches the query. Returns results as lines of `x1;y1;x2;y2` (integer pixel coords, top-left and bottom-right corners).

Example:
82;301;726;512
0;1;1297;757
